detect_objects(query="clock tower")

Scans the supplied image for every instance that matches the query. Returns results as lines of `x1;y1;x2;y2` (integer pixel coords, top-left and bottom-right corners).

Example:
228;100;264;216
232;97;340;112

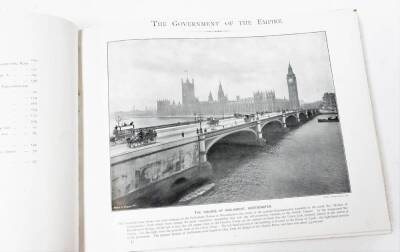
286;63;300;110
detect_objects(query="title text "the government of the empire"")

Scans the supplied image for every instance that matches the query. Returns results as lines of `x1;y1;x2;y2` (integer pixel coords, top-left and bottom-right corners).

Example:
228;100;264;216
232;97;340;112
150;19;283;28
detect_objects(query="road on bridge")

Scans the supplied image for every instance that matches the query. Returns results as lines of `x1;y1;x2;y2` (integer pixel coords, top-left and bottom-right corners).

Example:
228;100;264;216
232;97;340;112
110;111;292;157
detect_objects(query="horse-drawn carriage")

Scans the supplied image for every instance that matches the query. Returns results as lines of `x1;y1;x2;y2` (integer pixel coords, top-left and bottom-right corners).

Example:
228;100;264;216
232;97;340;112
110;124;135;145
126;129;157;148
110;123;157;148
206;117;220;126
244;114;255;123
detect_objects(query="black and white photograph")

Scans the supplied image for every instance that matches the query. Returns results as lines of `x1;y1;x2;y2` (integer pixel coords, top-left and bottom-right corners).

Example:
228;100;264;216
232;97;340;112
108;32;350;210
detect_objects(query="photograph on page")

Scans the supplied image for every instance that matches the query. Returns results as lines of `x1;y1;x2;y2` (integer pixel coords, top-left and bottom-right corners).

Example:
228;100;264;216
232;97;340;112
107;31;350;211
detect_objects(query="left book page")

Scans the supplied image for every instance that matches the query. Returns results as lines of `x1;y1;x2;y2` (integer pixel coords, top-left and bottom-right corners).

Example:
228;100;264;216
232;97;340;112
0;13;79;251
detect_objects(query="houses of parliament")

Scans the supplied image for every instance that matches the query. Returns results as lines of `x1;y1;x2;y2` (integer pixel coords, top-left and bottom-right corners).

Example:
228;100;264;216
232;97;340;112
157;63;301;116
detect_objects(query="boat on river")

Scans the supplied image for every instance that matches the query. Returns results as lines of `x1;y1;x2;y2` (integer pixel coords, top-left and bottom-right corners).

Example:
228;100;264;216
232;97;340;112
318;116;339;122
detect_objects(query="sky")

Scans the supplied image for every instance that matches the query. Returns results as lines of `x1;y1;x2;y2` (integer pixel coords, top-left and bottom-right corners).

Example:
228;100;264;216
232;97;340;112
108;31;334;112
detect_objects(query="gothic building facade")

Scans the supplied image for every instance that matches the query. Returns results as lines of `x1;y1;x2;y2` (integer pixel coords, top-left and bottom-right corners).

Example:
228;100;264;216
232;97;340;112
157;63;302;116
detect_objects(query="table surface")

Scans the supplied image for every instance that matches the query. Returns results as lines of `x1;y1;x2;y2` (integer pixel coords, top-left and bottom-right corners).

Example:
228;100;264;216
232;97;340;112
1;0;398;251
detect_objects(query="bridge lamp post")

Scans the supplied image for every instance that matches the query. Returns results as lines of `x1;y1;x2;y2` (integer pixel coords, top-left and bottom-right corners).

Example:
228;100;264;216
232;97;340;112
197;113;203;132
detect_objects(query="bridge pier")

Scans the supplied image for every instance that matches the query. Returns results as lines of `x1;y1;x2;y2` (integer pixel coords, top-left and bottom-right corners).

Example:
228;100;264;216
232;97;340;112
296;112;301;123
282;115;287;128
199;134;207;162
256;120;267;145
256;120;263;139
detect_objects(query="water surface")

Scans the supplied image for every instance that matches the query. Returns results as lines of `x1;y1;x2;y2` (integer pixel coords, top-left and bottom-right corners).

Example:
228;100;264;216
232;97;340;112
188;115;350;205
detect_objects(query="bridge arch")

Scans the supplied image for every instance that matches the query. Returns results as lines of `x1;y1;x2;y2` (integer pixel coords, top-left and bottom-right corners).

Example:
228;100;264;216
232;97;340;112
261;120;285;142
285;114;298;127
261;119;284;129
205;129;259;154
298;112;307;123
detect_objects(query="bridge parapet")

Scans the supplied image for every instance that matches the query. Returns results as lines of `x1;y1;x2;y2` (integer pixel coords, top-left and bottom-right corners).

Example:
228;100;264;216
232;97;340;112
111;136;198;165
203;120;258;139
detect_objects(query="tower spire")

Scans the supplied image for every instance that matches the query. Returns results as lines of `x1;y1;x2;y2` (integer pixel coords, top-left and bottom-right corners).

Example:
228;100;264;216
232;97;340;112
218;81;225;102
288;62;293;75
208;91;214;102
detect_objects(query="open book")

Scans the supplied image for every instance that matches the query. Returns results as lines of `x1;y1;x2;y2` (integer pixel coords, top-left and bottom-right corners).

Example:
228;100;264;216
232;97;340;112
0;9;391;252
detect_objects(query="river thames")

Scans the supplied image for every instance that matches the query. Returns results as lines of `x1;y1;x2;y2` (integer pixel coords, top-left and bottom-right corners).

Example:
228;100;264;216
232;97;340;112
183;115;350;205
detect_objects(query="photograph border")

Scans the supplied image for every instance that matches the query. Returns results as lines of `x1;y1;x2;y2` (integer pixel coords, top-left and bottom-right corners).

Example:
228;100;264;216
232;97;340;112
106;30;351;211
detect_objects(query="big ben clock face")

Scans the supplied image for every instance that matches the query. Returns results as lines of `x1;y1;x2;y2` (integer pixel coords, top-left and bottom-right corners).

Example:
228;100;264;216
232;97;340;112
288;78;294;84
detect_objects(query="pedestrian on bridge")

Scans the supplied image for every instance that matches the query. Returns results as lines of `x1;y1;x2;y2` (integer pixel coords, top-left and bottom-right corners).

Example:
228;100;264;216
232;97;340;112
181;132;185;138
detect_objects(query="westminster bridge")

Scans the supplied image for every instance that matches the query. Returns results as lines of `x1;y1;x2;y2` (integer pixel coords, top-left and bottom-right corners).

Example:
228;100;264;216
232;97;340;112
111;109;320;209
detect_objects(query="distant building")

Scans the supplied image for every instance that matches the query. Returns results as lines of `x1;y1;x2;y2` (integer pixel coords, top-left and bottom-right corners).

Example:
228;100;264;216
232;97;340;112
181;77;196;105
322;92;337;110
157;63;310;116
181;77;199;114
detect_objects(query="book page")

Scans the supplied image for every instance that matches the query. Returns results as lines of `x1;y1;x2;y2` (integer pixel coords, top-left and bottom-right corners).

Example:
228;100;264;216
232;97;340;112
81;9;390;251
0;13;79;251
